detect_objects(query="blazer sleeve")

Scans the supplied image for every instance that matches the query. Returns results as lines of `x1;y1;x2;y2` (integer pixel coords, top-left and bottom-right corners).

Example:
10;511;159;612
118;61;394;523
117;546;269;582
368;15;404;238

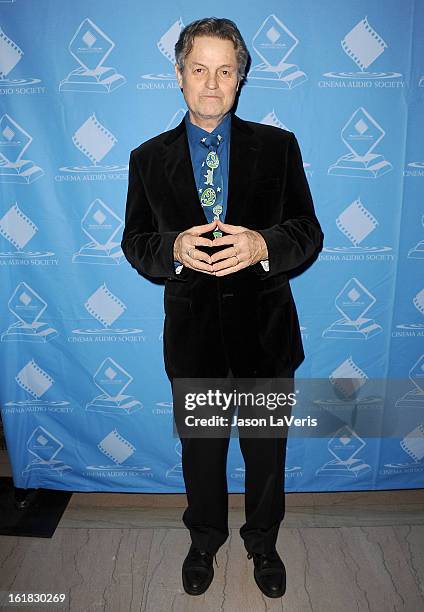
255;132;323;278
121;150;181;280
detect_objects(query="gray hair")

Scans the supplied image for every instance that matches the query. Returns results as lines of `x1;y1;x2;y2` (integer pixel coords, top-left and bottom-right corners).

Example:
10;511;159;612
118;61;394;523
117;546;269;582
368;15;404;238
175;17;249;80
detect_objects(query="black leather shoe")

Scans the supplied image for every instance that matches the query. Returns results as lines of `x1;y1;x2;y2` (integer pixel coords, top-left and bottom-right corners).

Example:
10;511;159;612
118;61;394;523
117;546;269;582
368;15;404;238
247;550;286;598
182;544;217;595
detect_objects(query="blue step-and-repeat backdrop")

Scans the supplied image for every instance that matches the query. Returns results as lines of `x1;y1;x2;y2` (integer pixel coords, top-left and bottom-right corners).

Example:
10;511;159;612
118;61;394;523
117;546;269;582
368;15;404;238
0;0;423;492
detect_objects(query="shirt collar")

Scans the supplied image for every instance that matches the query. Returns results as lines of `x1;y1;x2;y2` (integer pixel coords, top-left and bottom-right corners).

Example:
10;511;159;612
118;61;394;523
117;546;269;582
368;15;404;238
185;111;231;147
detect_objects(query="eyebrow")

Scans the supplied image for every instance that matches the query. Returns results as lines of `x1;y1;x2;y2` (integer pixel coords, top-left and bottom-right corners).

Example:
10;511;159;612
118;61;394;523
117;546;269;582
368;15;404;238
190;62;235;69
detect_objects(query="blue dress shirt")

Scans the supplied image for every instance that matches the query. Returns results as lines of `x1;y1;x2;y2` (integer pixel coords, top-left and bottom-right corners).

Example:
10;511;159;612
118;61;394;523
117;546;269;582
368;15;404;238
174;111;269;273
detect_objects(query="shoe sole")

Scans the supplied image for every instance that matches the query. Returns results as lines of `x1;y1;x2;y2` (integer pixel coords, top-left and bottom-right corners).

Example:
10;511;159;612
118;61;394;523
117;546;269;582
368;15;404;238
182;568;214;595
253;568;286;598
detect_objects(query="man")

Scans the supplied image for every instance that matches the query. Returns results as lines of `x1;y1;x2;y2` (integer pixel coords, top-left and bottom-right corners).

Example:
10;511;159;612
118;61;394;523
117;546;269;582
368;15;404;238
121;17;323;598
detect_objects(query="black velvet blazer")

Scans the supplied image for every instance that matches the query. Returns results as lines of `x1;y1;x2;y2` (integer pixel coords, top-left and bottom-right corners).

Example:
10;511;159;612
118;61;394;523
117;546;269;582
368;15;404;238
121;114;323;379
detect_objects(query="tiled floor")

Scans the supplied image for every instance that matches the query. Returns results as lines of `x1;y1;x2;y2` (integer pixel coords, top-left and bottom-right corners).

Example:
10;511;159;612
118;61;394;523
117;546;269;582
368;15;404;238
0;489;423;611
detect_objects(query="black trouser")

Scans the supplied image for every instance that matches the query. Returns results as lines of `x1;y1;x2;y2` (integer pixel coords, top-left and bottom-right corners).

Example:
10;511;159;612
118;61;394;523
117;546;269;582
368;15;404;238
175;373;293;556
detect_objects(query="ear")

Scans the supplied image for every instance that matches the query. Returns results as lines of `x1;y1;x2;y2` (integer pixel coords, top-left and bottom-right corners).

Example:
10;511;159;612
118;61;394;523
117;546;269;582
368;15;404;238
175;63;183;88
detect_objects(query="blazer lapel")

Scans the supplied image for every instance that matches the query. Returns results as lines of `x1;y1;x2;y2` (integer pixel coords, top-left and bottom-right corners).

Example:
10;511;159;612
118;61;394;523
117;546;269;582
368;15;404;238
162;119;208;226
226;115;259;226
162;114;259;228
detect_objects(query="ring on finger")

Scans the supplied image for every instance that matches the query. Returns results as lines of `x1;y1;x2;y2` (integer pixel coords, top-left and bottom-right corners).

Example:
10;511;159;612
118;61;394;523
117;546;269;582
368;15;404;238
234;254;240;265
187;248;194;259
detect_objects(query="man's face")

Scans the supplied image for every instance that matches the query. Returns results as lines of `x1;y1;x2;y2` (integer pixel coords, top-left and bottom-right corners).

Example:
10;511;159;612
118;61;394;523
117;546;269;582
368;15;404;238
175;36;240;130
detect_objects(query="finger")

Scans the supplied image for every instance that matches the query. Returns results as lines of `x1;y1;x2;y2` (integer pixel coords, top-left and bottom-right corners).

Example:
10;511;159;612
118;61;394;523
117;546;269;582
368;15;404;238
214;266;239;277
183;236;214;248
189;250;212;265
187;259;215;274
211;234;240;247
216;220;245;234
190;221;219;236
212;255;242;272
210;247;239;263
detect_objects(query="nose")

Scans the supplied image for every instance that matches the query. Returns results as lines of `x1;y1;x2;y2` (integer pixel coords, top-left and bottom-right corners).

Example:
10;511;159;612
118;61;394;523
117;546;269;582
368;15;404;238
205;72;218;89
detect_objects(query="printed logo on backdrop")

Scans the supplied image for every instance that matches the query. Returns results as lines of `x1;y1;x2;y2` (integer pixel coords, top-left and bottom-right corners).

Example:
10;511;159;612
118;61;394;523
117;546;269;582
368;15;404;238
59;18;126;93
0;26;45;94
328;107;392;179
3;359;71;414
0;202;57;265
312;356;382;410
166;441;183;480
395;354;424;408
393;288;424;337
323;277;383;339
72;198;124;265
404;158;424;178
316;425;372;479
165;109;185;131
138;18;184;90
1;281;57;343
154;400;172;415
320;16;403;89
260;110;312;178
0;114;44;183
84;428;152;477
23;426;72;476
68;282;144;343
247;14;307;90
408;215;424;259
86;357;142;414
320;197;393;262
382;424;424;475
56;113;127;181
230;461;303;481
419;75;424;87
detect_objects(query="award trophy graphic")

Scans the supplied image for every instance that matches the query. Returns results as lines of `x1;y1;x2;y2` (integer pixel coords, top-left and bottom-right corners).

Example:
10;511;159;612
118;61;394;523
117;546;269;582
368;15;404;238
324;16;401;80
260;109;289;130
316;425;371;478
166;441;183;480
407;160;424;170
5;359;69;408
323;277;383;339
329;357;368;400
73;198;124;265
0;114;44;184
0;202;53;259
328;107;392;178
140;18;184;81
395;355;424;408
0;26;41;87
86;357;142;414
59;18;126;93
59;113;126;173
384;424;424;471
323;197;391;253
87;429;151;473
2;282;58;343
165;108;186;131
72;282;143;336
408;215;424;259
23;426;71;475
396;288;424;331
247;14;307;90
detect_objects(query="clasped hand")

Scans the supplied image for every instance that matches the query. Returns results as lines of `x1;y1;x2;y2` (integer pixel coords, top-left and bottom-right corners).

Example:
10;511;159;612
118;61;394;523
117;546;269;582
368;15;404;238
173;219;268;276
